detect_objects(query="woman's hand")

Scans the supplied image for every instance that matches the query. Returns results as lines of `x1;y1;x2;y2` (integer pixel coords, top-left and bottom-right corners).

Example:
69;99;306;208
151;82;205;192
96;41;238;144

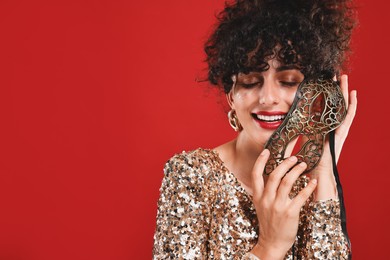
249;149;317;260
309;74;357;200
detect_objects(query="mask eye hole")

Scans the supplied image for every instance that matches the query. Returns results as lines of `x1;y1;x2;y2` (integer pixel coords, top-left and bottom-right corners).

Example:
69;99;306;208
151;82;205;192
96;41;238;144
290;135;304;156
310;92;325;122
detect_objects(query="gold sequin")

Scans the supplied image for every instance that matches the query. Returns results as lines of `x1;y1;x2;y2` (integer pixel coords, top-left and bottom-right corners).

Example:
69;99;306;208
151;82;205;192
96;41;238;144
153;148;349;259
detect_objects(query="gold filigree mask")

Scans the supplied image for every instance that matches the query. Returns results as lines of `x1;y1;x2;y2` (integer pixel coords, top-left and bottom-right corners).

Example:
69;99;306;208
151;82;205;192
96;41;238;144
264;78;347;175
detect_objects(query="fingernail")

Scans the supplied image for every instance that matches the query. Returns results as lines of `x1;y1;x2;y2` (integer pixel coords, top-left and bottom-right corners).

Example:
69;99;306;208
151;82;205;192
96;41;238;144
311;179;317;184
288;156;297;162
261;149;268;156
299;162;307;168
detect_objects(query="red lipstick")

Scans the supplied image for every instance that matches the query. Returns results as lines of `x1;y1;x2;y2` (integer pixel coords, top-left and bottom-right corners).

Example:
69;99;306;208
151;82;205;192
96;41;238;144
252;111;287;130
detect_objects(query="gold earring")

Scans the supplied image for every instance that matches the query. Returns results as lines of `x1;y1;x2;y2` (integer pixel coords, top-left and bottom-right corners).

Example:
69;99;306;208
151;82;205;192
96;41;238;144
228;110;243;132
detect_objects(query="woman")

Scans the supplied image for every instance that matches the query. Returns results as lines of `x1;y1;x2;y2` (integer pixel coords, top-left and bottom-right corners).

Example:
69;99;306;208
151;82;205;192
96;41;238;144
153;0;357;259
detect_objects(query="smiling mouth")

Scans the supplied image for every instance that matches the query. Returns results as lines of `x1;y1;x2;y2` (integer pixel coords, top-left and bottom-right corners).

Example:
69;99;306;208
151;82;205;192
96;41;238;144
252;113;286;122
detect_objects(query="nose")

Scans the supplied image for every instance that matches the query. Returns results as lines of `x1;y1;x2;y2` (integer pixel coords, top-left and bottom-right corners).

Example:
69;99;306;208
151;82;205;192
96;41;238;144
259;79;280;105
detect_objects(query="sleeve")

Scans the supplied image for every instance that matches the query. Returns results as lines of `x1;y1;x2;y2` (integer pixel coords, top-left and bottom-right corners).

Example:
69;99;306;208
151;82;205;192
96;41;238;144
152;155;211;260
294;177;350;259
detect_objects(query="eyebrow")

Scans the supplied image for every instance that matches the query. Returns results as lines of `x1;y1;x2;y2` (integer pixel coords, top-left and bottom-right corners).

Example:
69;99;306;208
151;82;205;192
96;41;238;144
276;65;301;72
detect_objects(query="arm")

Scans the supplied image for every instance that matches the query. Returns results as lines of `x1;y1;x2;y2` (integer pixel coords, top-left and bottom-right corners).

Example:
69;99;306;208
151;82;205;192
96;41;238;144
295;75;356;258
298;199;350;258
153;154;211;259
290;75;355;258
292;179;350;259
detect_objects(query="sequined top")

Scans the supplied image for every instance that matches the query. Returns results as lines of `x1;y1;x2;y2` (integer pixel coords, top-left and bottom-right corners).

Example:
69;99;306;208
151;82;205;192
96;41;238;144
153;148;349;259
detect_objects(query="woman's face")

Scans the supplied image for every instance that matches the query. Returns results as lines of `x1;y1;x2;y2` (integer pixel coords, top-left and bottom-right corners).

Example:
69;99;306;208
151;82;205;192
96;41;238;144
230;59;304;147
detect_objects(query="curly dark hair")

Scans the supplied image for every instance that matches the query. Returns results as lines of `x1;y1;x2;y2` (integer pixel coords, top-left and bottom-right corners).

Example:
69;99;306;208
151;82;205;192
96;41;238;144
204;0;357;93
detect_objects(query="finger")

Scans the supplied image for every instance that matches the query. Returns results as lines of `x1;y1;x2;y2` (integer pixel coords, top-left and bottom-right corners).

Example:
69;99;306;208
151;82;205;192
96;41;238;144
344;89;357;128
252;149;270;201
263;156;298;198
291;179;317;211
336;90;357;139
334;90;357;159
340;74;349;109
276;162;307;201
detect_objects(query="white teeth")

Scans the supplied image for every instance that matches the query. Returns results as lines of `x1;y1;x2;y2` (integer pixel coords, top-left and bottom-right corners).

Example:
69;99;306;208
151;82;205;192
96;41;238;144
256;114;286;121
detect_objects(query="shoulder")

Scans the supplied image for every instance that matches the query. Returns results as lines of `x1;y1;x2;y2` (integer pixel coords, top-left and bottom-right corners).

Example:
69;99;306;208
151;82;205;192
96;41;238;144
165;148;222;172
162;148;223;189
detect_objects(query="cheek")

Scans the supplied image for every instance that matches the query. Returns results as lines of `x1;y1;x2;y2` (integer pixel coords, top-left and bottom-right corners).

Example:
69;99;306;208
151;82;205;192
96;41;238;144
232;89;259;104
282;88;298;107
233;94;258;112
233;89;253;101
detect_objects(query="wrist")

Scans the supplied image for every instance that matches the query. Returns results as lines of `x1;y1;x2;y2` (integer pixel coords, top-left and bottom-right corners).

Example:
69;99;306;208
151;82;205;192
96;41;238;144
250;243;285;260
311;169;337;201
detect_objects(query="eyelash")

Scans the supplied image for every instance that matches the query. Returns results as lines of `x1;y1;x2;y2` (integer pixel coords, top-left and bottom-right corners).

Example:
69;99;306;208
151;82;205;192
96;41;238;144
239;81;299;88
280;81;300;87
240;82;261;88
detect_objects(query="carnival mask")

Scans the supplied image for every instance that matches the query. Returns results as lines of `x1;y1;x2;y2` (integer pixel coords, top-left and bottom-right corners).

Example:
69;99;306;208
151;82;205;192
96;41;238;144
264;78;347;175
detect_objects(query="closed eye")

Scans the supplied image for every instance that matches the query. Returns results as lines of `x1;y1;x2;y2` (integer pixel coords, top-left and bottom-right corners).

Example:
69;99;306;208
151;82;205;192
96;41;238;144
280;81;300;87
237;82;262;89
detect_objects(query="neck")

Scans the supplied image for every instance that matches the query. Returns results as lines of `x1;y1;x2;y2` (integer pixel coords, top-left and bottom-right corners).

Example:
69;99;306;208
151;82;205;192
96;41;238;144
227;132;266;194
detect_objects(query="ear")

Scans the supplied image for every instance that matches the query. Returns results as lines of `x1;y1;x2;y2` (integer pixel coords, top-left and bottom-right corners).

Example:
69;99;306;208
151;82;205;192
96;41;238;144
226;75;236;109
226;92;234;109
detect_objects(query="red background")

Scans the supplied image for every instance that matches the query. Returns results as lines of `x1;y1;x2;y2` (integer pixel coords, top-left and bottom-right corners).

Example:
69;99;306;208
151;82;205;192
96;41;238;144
0;0;388;259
